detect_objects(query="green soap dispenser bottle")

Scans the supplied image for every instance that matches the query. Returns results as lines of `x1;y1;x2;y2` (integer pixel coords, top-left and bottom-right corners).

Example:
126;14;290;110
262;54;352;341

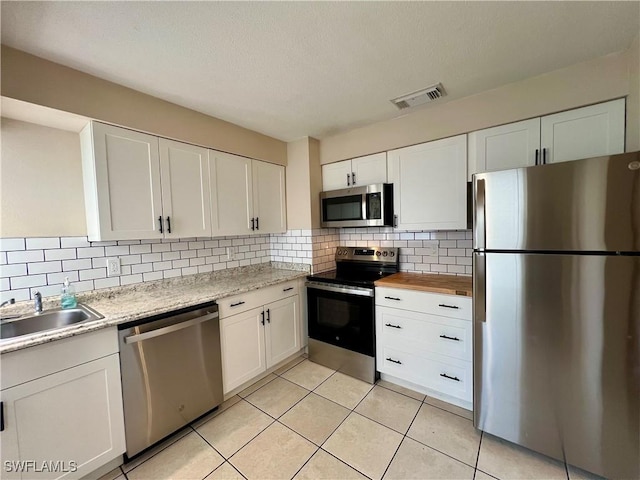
61;276;77;309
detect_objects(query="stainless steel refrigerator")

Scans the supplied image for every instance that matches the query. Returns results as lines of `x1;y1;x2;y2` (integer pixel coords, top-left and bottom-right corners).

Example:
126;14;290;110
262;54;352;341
473;152;639;479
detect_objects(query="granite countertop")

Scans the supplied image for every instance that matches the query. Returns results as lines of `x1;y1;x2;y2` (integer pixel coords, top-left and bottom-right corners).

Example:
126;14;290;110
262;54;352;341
0;263;309;355
375;272;473;297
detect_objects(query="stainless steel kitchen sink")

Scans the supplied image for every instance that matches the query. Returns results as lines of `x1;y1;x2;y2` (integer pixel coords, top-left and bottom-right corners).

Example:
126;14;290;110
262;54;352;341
0;304;104;340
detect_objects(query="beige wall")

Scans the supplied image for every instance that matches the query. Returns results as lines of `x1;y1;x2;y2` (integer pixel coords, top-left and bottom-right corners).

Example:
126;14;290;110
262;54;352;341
285;137;322;229
1;46;287;165
0;118;87;237
320;51;631;163
627;33;640;152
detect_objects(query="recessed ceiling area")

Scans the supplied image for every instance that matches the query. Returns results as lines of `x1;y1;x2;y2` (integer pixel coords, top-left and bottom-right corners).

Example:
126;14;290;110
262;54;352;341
1;1;638;142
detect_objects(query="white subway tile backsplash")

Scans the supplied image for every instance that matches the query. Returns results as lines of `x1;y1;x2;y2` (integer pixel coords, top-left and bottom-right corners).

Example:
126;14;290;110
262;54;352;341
0;278;9;291
143;271;163;282
1;264;27;278
105;246;130;256
26;237;60;250
163;269;181;279
76;246;105;259
61;237;90;248
94;277;120;289
120;254;142;265
0;238;26;251
45;248;77;261
142;253;162;263
79;268;107;281
131;263;153;274
63;259;92;271
152;243;171;253
8;250;44;264
28;261;62;274
121;274;143;285
11;274;47;289
130;244;151;254
48;271;79;284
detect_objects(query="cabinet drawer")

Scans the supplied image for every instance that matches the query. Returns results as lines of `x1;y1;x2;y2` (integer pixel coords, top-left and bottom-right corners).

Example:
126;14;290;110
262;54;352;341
376;287;471;320
377;345;472;402
218;289;262;317
219;281;299;318
376;307;471;361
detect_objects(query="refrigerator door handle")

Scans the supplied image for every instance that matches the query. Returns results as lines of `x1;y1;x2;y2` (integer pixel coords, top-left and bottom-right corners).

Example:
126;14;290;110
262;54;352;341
474;252;486;323
474;178;486;250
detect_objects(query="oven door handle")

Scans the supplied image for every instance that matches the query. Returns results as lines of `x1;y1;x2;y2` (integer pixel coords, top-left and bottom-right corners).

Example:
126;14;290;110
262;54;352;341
305;281;374;297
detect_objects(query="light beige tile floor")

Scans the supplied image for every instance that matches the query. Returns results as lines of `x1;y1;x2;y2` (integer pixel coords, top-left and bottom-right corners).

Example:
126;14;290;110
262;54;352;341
109;357;584;480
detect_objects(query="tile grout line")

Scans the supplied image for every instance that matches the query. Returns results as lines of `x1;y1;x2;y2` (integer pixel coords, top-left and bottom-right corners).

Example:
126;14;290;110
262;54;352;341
473;431;484;479
379;393;424;480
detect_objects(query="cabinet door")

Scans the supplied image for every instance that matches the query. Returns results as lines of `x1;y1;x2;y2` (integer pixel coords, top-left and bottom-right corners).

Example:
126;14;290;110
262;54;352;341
541;98;625;164
264;295;300;368
209;151;253;236
388;135;467;230
252;161;286;234
220;307;266;393
351;152;387;186
468;118;541;180
81;122;163;241
159;139;211;238
1;354;125;480
321;160;352;190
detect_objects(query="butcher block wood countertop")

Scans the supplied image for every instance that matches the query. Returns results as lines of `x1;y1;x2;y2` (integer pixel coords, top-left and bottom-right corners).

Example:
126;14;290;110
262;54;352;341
375;272;473;297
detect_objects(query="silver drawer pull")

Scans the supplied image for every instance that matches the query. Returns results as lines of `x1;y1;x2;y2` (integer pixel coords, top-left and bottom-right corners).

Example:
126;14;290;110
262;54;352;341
283;287;294;292
385;323;402;329
385;296;401;301
440;373;460;382
439;334;460;341
230;301;245;307
386;357;402;365
438;303;459;309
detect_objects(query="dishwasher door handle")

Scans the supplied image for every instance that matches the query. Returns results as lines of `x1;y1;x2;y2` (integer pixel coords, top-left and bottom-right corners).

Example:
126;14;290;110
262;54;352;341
124;312;219;344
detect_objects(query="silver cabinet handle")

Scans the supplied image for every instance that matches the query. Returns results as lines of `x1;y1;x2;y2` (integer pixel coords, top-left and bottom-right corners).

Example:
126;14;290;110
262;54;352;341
124;312;218;344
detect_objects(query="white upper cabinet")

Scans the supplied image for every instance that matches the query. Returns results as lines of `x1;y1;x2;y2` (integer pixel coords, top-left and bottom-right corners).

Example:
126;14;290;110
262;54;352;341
252;160;286;234
159;138;212;238
322;160;353;191
81;122;163;241
322;152;387;190
388;135;467;231
209;152;286;236
468;99;626;179
540;98;625;164
468;118;541;181
209;151;253;236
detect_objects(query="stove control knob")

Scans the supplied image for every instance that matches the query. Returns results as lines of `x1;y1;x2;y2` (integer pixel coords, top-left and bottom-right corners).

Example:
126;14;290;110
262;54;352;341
376;251;381;257
390;251;395;257
382;251;388;257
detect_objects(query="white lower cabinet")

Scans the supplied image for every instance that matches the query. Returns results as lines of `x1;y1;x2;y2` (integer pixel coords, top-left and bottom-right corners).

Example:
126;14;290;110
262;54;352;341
375;287;473;410
1;329;125;480
219;282;301;393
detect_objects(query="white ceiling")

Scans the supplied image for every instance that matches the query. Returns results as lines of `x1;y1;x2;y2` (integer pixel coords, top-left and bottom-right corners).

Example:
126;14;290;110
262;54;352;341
1;1;638;142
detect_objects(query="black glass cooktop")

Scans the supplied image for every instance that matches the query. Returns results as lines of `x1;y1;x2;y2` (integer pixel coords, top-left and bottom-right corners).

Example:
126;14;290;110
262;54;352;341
307;269;396;288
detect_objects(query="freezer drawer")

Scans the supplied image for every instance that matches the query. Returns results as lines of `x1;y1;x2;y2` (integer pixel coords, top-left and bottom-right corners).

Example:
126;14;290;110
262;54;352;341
473;252;639;479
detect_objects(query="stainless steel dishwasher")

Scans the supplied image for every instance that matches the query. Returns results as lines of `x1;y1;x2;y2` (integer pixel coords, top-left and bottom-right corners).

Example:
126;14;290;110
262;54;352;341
118;301;222;458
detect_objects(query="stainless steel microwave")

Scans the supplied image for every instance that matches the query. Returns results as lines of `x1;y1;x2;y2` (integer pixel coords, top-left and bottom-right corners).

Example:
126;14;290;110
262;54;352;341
320;183;394;228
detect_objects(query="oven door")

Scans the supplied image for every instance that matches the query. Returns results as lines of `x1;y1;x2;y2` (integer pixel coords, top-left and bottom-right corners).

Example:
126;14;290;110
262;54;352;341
306;281;375;356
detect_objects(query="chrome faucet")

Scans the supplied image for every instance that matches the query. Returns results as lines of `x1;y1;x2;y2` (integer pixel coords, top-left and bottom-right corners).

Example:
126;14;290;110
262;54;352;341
34;291;43;315
0;298;15;308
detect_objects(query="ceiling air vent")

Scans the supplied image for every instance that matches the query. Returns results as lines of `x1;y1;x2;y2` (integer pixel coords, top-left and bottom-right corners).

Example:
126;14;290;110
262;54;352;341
391;83;446;110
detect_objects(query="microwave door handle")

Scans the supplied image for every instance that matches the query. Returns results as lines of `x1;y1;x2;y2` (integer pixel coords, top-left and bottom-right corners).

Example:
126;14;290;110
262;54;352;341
362;194;367;221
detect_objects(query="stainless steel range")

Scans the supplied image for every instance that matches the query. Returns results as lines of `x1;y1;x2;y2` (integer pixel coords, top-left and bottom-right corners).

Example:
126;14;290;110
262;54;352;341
305;247;399;383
